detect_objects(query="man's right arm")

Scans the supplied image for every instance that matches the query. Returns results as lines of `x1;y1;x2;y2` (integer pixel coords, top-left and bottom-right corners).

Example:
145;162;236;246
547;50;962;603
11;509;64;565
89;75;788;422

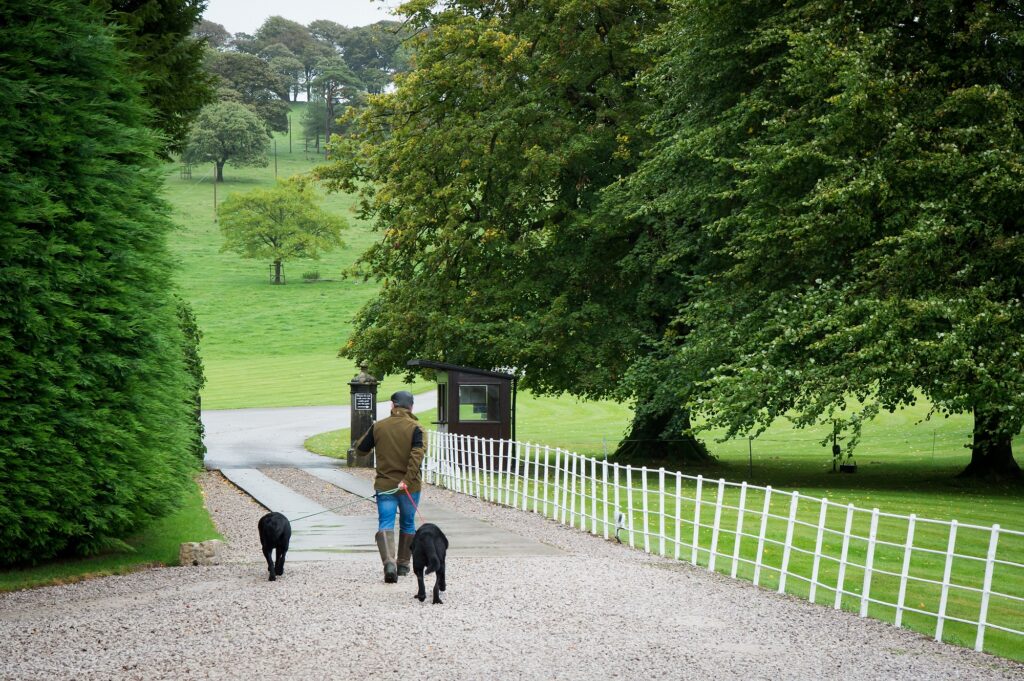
355;425;375;452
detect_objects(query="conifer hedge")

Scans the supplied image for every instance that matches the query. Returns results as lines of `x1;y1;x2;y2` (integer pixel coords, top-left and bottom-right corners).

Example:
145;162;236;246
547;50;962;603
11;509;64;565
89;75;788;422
0;1;198;564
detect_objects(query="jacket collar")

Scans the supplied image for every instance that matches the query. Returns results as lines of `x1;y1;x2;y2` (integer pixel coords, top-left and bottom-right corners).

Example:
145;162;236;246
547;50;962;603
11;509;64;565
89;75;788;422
390;406;418;420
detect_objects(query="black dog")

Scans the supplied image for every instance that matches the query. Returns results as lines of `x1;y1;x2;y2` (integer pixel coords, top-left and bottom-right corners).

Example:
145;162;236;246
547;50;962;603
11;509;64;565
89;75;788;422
411;523;448;604
258;512;291;582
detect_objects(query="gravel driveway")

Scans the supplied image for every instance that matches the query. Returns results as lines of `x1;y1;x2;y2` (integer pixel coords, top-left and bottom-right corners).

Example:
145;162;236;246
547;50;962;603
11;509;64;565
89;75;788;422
0;469;1021;680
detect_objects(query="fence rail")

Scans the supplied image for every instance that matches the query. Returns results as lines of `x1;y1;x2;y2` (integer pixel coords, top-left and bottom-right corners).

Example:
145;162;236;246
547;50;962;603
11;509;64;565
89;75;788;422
422;430;1024;658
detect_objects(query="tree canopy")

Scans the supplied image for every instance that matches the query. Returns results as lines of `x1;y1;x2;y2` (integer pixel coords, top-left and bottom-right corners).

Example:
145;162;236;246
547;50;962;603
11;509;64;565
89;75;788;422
184;100;270;181
319;0;1024;477
205;50;290;132
217;178;347;284
95;0;214;155
621;0;1024;477
1;0;199;564
316;0;699;456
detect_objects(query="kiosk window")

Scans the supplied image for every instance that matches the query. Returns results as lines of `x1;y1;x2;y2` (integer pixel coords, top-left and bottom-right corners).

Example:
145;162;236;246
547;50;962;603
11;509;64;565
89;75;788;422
458;384;499;422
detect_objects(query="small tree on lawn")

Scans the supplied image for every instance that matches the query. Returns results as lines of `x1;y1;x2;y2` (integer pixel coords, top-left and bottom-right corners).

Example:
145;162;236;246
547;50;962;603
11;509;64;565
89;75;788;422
183;101;269;181
218;177;346;284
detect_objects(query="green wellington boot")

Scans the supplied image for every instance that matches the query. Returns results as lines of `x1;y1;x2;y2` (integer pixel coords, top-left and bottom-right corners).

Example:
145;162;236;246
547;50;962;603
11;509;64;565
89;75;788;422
397;532;415;576
375;530;398;583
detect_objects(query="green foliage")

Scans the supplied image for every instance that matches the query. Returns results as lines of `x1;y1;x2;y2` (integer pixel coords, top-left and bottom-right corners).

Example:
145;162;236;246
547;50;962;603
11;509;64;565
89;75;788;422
0;0;197;565
192;18;231;49
310;20;414;94
622;0;1024;475
175;297;206;461
94;0;214;155
205;51;290;132
217;177;347;282
184;101;271;181
0;476;221;592
319;0;668;398
252;16;333;99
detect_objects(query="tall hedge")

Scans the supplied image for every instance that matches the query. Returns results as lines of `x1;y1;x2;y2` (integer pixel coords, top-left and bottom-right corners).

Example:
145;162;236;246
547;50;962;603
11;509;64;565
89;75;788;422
0;1;198;564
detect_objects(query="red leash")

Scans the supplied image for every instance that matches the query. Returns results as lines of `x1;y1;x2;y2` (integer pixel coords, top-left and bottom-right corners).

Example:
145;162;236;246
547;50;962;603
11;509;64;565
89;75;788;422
401;485;428;526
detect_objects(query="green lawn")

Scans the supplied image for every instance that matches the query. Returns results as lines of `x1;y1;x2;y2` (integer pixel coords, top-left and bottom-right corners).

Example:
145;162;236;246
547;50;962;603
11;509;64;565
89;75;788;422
165;103;402;409
0;476;220;592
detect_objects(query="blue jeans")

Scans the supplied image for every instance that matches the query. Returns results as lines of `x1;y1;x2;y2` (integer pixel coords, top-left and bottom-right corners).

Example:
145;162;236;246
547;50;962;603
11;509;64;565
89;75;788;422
376;490;420;534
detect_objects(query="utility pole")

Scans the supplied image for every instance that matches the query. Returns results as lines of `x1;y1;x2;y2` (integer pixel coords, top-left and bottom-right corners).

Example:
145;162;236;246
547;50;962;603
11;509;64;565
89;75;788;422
212;162;217;222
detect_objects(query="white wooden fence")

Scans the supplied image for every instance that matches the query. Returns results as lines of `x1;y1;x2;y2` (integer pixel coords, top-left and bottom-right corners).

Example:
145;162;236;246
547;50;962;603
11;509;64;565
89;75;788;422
423;430;1024;657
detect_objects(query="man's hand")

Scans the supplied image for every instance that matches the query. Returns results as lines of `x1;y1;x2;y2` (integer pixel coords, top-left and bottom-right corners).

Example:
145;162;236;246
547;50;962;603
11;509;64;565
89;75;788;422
398;480;408;491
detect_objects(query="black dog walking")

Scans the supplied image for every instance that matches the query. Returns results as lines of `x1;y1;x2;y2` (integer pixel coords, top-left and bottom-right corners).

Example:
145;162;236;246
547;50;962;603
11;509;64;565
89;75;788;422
411;523;448;604
258;512;291;581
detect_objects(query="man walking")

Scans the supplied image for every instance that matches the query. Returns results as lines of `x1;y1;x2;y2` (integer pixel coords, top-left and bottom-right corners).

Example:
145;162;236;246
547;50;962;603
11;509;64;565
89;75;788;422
354;390;425;583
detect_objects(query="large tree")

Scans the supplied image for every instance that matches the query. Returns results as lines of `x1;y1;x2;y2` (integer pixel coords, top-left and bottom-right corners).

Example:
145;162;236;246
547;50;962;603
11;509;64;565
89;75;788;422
624;0;1024;478
0;0;198;564
253;16;332;100
310;20;413;94
205;50;290;132
217;178;347;284
317;1;708;460
95;0;214;155
183;101;270;181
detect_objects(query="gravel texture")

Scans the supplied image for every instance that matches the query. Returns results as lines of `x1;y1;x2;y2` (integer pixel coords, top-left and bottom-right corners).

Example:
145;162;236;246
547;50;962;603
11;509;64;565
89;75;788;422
1;469;1021;680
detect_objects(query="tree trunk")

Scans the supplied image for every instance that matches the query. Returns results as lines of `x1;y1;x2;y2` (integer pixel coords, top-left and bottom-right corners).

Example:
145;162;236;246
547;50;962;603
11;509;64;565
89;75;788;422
215;160;224;182
613;404;714;467
959;405;1021;479
272;259;283;285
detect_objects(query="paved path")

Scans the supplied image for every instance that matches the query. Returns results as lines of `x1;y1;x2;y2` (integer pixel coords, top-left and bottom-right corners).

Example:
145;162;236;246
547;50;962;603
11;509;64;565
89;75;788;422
201;393;561;560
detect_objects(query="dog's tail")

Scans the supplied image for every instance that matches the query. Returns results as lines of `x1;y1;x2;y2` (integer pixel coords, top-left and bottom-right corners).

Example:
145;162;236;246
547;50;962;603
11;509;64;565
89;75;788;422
423;539;441;575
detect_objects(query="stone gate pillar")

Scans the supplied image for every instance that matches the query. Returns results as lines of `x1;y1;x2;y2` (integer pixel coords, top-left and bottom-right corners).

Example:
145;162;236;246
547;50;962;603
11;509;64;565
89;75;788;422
347;363;378;468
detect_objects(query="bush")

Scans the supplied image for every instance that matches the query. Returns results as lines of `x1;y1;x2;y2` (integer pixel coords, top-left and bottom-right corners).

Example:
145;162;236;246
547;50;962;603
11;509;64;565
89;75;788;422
302;270;321;282
0;1;197;565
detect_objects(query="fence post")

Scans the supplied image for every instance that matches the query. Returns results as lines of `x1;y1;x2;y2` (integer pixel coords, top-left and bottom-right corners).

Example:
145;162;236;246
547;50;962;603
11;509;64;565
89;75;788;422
543;445;552;517
569;453;579;528
626;464;635;548
501;437;511;505
565;448;573;522
505;439;515;507
691;475;704;566
834;503;855;610
975;524;1001;652
708;479;726;572
551;448;561;521
591;456;598;534
753;485;772;586
658;468;667;557
641;467;651;553
778;491;801;594
602;458;610;539
860;508;880;617
481;436;489;499
674;471;683;560
935;520;959;642
809;499;829;604
532;443;541;513
895;514;917;628
512;440;522;509
731;482;748;578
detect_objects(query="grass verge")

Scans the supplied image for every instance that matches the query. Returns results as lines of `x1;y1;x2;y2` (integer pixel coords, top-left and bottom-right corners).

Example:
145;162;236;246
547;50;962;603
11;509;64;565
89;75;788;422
0;475;220;592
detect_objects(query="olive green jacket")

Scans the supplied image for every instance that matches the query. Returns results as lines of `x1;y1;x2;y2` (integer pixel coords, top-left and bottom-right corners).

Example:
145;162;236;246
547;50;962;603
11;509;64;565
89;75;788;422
355;407;426;492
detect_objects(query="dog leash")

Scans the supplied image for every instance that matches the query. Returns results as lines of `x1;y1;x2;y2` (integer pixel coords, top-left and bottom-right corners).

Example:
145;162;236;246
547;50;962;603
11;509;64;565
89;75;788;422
375;485;429;526
287;501;359;524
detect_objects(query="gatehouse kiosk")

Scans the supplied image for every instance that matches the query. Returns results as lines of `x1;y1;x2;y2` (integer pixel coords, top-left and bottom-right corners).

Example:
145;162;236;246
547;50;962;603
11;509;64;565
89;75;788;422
407;359;516;465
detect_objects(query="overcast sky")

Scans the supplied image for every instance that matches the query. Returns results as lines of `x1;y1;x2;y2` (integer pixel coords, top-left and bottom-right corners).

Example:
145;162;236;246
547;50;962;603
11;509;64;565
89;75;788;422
203;0;404;35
